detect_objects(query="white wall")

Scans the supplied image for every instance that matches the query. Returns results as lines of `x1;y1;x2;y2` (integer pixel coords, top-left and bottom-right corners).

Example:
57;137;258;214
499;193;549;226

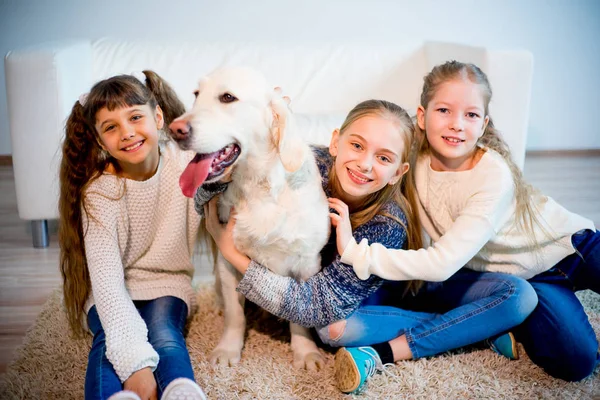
1;0;599;154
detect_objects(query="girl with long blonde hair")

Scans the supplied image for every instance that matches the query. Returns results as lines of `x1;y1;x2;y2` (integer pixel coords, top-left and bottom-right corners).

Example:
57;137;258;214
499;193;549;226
59;71;206;400
201;99;535;394
336;61;598;384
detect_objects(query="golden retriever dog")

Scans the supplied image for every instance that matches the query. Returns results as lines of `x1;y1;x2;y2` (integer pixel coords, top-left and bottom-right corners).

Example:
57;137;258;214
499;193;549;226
169;67;330;370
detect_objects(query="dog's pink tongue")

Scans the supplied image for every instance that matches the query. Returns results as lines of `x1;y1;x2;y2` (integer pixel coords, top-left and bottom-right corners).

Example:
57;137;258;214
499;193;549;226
180;154;214;198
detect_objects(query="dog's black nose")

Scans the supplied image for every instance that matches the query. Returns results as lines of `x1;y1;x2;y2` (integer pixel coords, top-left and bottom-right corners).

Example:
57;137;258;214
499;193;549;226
169;119;192;141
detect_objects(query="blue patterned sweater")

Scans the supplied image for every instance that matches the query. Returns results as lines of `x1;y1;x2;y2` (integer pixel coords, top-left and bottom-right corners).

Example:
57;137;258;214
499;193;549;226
234;146;408;328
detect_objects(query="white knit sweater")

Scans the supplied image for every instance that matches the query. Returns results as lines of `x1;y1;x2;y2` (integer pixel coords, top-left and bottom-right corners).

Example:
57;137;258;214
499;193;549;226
342;149;595;282
82;141;200;383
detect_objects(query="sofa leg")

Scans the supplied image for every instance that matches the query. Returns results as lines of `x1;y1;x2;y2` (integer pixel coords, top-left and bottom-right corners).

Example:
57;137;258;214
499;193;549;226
32;220;49;248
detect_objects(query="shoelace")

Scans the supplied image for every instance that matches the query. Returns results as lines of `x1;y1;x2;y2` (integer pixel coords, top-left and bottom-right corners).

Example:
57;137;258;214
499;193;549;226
380;362;402;385
357;347;402;391
358;347;379;379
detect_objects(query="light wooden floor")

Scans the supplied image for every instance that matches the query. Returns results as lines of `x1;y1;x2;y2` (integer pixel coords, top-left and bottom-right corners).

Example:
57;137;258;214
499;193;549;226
0;154;599;374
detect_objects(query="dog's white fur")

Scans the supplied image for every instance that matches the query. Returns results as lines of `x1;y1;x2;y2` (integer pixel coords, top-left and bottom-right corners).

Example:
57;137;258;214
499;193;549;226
173;67;330;369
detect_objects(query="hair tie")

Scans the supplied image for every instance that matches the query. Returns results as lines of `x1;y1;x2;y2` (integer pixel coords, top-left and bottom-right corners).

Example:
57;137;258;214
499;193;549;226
131;71;147;85
78;92;89;106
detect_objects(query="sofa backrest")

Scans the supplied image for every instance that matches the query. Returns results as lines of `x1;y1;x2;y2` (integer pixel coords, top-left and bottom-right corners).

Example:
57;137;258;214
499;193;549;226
90;39;533;153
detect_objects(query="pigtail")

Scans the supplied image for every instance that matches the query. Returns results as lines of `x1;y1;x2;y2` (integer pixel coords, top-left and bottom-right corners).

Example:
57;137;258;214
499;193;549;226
58;71;184;336
396;138;424;295
477;119;554;253
142;70;186;129
59;101;108;337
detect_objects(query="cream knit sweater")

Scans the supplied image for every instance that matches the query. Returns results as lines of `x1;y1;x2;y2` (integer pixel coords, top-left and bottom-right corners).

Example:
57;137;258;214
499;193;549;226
342;148;595;282
82;141;200;383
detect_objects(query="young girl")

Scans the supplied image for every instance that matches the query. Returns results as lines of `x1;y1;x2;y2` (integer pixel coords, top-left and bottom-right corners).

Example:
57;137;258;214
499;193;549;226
59;71;206;400
203;99;537;393
335;61;599;383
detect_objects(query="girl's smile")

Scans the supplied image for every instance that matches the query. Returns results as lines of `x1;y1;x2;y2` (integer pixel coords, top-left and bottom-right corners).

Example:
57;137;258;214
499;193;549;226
121;139;145;152
441;136;465;145
346;167;373;185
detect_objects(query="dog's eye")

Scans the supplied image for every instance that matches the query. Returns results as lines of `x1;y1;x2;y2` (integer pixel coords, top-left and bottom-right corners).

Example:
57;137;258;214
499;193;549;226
193;90;199;98
219;93;238;104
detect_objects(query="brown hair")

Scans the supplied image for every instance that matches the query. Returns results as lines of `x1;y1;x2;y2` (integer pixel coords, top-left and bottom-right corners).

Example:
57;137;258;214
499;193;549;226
58;71;185;337
329;99;424;295
417;61;551;253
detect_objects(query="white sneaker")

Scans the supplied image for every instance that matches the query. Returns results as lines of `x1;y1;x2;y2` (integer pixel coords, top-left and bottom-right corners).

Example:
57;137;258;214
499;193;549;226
108;390;142;400
162;378;207;400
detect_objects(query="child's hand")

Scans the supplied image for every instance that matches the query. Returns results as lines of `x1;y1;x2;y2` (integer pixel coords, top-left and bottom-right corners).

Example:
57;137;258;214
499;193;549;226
328;198;353;256
124;367;157;400
204;197;251;273
204;197;237;256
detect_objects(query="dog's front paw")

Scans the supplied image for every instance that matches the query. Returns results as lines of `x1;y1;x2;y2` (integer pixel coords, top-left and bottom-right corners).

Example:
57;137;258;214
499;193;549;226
293;350;325;371
209;347;242;367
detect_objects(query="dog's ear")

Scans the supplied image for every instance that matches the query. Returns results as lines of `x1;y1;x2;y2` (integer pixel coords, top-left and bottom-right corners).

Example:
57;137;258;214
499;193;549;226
270;95;306;173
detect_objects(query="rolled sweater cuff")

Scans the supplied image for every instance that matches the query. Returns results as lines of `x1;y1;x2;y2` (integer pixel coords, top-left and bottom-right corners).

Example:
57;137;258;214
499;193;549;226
193;182;228;217
340;238;370;280
108;342;159;383
236;261;288;319
236;260;265;297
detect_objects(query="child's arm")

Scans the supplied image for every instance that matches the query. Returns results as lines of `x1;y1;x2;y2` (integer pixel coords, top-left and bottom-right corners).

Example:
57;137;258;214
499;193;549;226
83;191;159;383
204;199;251;273
237;214;405;327
342;213;496;281
339;176;515;282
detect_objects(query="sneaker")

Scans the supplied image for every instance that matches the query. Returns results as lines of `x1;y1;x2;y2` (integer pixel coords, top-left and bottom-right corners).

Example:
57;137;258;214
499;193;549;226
108;391;142;400
487;332;519;360
162;378;207;400
334;346;383;394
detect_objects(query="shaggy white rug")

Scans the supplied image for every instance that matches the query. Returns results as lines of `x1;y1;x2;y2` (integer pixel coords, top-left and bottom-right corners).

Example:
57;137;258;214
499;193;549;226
1;287;599;399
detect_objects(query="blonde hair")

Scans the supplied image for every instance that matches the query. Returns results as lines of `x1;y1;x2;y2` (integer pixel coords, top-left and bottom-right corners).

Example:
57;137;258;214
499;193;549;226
329;99;423;295
58;71;185;337
417;60;551;252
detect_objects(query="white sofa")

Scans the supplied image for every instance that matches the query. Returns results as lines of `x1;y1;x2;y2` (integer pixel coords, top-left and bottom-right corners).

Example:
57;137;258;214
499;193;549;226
4;39;533;247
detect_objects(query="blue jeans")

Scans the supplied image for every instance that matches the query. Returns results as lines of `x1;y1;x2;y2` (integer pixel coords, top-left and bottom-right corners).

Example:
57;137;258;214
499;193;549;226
85;296;194;400
514;229;600;381
317;269;537;359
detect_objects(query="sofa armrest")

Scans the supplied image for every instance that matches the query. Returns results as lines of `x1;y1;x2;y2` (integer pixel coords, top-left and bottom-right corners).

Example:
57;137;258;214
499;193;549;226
5;40;93;220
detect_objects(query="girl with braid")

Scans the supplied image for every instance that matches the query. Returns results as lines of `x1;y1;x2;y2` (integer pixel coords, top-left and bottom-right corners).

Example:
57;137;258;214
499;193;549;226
59;71;206;400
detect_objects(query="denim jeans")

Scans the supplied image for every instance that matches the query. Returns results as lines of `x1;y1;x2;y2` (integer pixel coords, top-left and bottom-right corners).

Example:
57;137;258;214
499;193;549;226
85;296;194;400
317;269;537;359
514;229;600;382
